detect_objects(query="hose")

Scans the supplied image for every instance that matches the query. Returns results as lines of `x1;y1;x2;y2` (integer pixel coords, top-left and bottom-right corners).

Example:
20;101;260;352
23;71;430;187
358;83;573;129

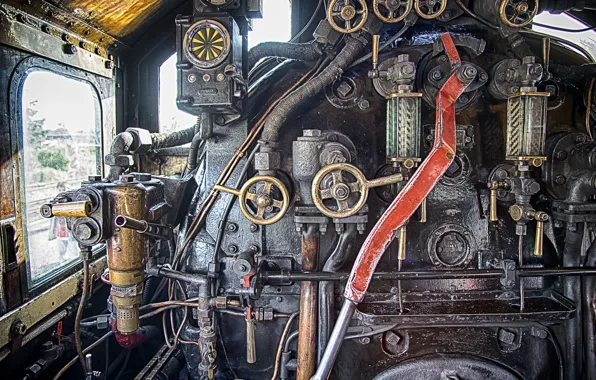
248;41;323;71
74;255;90;374
260;36;366;145
187;134;206;172
149;125;198;151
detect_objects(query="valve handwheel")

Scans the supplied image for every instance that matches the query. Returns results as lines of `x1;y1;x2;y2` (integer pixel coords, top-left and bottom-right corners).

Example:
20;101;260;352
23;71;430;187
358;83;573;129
312;163;403;218
215;176;290;225
414;0;447;19
327;0;369;34
499;0;538;28
374;0;413;23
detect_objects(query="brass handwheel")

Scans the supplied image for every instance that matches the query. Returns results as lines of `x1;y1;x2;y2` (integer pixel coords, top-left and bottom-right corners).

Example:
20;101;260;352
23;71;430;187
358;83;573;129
374;0;413;23
312;163;403;218
414;0;447;19
499;0;538;28
215;176;290;225
327;0;369;34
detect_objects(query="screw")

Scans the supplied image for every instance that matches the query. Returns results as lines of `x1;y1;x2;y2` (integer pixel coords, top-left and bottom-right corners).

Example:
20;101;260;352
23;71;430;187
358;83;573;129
358;99;370;110
385;331;401;345
575;134;587;143
105;61;114;69
359;337;371;344
463;66;477;81
277;296;283;302
227;223;238;232
228;244;238;254
237;264;247;272
555;151;568;160
555;175;566;185
479;72;488;81
63;44;77;55
459;94;469;103
533;328;548;339
249;245;259;253
76;223;93;240
249;224;259;233
431;70;442;80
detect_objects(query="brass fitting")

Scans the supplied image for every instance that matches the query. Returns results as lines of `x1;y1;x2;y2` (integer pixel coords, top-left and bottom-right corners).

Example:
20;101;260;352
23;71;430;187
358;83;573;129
488;180;509;222
105;181;148;335
41;201;92;218
397;225;407;261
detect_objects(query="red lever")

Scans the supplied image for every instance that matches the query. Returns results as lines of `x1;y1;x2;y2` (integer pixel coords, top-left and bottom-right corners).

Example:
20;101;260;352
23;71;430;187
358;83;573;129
344;33;476;303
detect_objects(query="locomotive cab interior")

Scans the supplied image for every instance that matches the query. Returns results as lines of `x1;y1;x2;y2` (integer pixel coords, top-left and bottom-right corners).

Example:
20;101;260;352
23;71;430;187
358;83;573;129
3;0;596;379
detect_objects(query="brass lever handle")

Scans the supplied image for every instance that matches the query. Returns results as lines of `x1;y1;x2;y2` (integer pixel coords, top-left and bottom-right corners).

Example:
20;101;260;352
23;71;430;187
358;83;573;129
372;34;380;71
533;211;549;257
397;225;407;261
40;201;92;218
246;318;257;364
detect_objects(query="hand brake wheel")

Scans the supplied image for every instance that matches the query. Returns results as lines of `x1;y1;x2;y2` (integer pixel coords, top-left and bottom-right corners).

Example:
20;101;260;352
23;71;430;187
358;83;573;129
327;0;369;34
373;0;413;23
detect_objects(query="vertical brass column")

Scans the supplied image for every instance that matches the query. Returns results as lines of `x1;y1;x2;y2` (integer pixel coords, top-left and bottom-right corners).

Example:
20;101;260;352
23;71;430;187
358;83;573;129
105;178;147;335
296;225;319;380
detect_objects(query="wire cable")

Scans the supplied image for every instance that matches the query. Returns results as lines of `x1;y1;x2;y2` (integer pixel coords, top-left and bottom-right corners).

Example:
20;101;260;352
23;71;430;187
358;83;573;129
350;21;414;68
74;255;90;373
291;0;323;43
454;0;498;29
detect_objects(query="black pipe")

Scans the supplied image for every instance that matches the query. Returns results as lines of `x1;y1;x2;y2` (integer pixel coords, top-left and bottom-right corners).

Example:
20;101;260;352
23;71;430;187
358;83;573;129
248;41;322;71
563;228;584;380
265;267;596;283
260;36;366;145
583;237;596;379
318;225;356;364
187;133;205;172
149;125;197;151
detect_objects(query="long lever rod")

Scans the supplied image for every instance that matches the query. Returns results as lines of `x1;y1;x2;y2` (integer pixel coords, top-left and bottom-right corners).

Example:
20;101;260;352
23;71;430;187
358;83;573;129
311;33;476;380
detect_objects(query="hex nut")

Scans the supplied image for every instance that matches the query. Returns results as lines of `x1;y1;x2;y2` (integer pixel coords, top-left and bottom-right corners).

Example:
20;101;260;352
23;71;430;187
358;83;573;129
254;151;281;171
126;128;153;154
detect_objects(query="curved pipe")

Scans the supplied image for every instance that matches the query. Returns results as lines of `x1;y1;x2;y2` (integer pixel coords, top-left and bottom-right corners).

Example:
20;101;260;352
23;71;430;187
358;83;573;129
107;131;135;180
566;170;596;203
248;41;322;71
260;36;366;145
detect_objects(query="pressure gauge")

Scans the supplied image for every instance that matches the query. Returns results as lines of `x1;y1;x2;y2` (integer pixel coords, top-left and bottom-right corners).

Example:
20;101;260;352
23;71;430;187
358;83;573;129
183;19;231;69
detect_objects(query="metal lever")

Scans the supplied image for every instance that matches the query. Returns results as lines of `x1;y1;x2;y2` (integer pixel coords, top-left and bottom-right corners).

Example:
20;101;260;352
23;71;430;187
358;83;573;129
246;318;257;364
372;34;380;72
488;180;509;222
397;225;407;261
40;201;92;218
114;215;172;240
419;198;427;223
532;211;549;257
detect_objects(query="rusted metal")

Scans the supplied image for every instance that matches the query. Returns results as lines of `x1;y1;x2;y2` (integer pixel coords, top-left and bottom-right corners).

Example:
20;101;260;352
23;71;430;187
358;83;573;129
344;33;475;303
297;225;318;380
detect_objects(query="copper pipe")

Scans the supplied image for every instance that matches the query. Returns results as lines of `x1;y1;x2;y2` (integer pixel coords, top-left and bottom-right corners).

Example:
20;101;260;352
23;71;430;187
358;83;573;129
297;225;319;380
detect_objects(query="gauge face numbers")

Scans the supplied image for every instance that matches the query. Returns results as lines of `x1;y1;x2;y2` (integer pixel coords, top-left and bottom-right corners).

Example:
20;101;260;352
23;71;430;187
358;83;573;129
184;20;230;69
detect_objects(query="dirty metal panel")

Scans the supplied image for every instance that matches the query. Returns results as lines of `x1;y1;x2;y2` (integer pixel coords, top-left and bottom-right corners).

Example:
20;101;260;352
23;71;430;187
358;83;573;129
48;0;168;39
1;1;123;56
0;256;107;349
0;10;113;78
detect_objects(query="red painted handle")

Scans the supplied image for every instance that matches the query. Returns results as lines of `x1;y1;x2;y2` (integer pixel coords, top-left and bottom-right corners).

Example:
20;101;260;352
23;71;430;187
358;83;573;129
344;33;474;303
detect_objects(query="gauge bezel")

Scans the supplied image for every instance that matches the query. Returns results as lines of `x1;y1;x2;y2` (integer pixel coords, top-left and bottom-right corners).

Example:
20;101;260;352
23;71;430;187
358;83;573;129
183;19;231;69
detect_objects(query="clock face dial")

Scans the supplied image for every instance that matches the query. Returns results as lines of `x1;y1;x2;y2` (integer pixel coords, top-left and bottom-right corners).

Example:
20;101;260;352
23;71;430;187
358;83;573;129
184;20;230;68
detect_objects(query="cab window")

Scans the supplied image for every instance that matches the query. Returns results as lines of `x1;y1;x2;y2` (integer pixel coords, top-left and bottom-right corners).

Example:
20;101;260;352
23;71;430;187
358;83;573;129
19;70;102;286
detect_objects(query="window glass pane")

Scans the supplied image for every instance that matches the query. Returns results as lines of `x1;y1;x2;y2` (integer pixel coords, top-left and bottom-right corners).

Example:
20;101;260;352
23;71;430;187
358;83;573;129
533;12;596;60
158;0;292;132
20;70;102;284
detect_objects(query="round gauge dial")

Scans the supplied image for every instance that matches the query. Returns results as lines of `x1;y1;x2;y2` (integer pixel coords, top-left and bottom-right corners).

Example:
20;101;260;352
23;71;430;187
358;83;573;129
183;20;231;69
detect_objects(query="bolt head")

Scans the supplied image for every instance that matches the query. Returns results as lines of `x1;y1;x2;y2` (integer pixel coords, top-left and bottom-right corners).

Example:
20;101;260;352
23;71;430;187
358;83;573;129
303;129;322;137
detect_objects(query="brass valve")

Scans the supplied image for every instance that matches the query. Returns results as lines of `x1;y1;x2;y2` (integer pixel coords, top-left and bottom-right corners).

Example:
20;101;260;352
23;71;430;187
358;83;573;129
312;163;403;218
327;0;369;34
214;176;290;225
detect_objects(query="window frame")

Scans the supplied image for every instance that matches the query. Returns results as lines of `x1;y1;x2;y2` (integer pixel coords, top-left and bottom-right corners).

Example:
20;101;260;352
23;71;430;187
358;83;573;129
9;57;110;297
